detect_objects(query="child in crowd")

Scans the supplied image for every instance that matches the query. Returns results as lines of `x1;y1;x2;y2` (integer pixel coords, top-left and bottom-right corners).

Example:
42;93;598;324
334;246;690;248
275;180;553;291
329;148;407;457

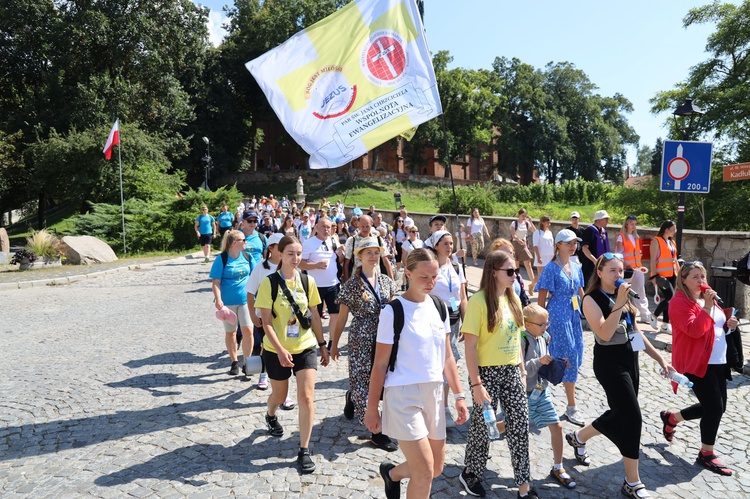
522;304;576;490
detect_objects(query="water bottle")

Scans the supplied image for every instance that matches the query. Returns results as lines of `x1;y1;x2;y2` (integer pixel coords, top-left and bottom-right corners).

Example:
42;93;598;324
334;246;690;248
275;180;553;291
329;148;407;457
661;369;694;388
482;401;501;440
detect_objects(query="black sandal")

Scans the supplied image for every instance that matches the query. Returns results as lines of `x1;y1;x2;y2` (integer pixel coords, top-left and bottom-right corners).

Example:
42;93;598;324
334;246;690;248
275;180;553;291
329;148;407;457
565;432;591;466
696;452;733;476
660;410;677;442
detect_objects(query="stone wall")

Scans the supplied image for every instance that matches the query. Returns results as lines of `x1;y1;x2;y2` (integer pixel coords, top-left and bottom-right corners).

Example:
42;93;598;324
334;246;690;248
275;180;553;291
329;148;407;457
371;209;750;317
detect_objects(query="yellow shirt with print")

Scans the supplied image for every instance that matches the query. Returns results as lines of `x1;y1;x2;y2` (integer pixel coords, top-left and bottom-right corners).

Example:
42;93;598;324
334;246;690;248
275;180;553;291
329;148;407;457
255;272;322;354
461;290;522;366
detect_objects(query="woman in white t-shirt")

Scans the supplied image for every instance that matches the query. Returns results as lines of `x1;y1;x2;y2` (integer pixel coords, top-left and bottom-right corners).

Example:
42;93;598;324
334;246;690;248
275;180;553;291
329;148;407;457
510;208;536;292
426;230;468;429
531;215;554;290
366;249;468;498
400;226;423;260
467;208;491;266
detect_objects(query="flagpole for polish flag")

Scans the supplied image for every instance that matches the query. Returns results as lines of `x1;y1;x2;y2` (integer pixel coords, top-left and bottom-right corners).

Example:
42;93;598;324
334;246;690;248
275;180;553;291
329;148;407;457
117;124;126;254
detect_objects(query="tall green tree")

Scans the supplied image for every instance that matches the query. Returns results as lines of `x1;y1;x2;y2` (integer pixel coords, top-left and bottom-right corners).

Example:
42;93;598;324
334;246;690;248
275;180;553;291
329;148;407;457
651;1;750;160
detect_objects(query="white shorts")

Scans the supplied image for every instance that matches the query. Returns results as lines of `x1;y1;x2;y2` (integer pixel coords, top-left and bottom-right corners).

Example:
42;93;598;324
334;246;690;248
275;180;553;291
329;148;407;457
382;381;445;441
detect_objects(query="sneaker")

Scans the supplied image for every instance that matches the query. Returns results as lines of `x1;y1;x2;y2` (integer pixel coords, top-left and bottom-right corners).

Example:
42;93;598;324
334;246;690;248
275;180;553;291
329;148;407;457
621;480;652;498
459;468;486;497
229;360;240;376
371;432;398;452
550;467;576;489
563;407;585;427
321;311;329;319
280;398;296;410
660;323;672;333
380;461;400;499
517;488;540;499
297;448;315;473
648;314;658;329
445;408;456;428
265;413;283;437
204;257;210;263
257;372;269;390
343;390;355;420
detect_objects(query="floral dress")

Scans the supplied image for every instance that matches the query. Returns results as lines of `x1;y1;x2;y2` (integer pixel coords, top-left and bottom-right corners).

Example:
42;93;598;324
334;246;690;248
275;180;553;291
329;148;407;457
336;271;398;424
534;259;585;382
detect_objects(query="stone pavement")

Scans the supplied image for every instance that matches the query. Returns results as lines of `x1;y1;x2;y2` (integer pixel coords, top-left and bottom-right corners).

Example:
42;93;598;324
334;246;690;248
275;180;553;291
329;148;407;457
1;255;749;498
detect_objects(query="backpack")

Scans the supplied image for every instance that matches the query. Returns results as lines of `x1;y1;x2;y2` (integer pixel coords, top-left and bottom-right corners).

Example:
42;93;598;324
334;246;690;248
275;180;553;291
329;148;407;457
268;271;310;319
220;250;250;268
385;295;448;372
736;250;750;286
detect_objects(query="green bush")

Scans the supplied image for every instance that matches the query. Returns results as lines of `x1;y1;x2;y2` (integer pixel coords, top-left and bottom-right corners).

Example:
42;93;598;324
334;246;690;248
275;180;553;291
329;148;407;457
70;186;244;254
435;184;494;215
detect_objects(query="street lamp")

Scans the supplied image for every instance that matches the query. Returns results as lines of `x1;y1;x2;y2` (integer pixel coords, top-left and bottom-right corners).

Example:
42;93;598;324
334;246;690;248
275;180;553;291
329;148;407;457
671;98;704;257
201;137;213;191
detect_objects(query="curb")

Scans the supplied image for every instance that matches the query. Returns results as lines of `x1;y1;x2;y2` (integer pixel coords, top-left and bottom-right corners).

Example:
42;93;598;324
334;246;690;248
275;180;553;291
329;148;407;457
0;254;192;291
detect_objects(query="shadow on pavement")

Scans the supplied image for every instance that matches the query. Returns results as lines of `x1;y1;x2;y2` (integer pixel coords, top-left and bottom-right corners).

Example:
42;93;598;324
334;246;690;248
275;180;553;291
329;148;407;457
123;352;224;369
0;389;259;463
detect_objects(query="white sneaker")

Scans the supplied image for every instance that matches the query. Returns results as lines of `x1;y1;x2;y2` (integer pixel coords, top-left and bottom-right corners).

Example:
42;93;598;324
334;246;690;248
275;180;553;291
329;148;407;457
280;398;296;410
648;314;658;329
257;372;269;390
564;407;585;427
659;323;672;333
445;408;456;428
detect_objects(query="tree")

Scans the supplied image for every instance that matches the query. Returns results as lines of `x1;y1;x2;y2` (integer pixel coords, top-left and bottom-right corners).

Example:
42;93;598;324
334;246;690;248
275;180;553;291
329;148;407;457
632;144;653;176
650;138;664;176
1;0;210;225
651;1;750;160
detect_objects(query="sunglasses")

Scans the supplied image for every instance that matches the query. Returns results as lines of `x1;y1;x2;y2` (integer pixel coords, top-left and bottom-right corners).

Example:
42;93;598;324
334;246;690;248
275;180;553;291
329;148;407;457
601;252;624;260
409;230;418;233
681;260;704;268
494;267;518;276
626;215;637;221
526;321;550;328
246;219;258;223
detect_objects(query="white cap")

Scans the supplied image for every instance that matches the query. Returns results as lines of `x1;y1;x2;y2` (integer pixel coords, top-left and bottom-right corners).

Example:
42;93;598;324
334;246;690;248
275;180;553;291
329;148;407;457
555;229;582;244
570;211;581;219
267;233;284;246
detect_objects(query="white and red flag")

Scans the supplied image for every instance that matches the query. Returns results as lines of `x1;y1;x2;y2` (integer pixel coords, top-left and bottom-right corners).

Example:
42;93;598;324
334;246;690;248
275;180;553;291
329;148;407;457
102;119;120;160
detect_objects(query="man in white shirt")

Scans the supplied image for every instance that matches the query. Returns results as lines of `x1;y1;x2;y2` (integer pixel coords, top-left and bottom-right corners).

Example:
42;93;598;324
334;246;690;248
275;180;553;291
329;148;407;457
300;218;343;344
343;215;393;281
399;208;414;228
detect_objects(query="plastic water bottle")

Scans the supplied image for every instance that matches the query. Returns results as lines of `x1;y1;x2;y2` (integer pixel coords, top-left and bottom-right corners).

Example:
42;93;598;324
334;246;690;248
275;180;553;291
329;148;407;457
661;369;694;388
482;401;501;440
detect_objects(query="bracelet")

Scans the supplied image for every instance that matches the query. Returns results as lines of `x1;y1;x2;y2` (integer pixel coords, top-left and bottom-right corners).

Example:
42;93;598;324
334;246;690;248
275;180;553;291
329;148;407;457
454;393;466;401
471;381;482;387
611;305;624;313
318;341;327;347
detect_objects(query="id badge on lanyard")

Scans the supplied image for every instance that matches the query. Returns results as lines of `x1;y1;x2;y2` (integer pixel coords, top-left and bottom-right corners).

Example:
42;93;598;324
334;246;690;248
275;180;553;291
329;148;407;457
287;324;300;338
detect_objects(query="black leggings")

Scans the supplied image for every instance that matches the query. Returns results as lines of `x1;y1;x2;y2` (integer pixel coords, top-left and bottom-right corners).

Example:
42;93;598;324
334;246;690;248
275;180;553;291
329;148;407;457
682;364;727;446
653;275;676;322
591;343;642;459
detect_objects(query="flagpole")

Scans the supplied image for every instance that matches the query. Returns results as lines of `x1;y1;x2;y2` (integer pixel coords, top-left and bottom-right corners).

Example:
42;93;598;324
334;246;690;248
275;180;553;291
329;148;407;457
117;125;126;254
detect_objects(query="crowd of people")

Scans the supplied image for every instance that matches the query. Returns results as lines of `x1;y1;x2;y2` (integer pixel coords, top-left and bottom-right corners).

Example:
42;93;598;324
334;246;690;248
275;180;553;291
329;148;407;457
199;197;739;498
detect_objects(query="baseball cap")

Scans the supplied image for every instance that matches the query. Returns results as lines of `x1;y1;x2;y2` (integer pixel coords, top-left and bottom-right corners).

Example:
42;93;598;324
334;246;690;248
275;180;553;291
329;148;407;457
593;210;611;221
555;229;582;244
429;214;447;225
267;233;284;246
538;358;566;385
570;211;580;219
242;210;259;221
215;306;237;326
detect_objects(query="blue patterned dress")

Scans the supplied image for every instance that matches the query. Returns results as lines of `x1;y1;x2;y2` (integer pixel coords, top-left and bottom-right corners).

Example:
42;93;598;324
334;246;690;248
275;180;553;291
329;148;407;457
535;259;585;382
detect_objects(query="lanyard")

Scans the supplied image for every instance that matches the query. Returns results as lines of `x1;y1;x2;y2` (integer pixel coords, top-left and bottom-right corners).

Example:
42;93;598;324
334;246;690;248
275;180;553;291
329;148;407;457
441;262;453;293
556;257;576;293
599;290;632;329
361;274;383;309
278;268;299;295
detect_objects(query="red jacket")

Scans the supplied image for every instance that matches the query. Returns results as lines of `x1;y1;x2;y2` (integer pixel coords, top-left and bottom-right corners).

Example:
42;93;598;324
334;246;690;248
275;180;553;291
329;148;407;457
669;290;716;391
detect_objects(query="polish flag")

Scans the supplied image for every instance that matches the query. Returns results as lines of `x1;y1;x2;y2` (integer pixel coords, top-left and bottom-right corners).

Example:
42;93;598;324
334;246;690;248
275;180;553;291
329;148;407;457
102;119;119;160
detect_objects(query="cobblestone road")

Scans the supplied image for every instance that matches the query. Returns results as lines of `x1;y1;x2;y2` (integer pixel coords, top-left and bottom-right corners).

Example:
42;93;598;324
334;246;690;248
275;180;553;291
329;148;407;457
1;257;749;498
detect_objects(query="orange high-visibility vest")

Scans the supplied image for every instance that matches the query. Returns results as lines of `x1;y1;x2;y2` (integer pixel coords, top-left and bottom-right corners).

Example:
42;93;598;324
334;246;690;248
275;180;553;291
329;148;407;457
653;236;678;277
621;234;642;268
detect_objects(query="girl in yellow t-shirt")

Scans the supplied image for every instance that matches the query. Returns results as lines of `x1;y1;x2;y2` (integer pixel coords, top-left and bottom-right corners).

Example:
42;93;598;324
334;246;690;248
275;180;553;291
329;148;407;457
255;235;329;474
460;250;537;499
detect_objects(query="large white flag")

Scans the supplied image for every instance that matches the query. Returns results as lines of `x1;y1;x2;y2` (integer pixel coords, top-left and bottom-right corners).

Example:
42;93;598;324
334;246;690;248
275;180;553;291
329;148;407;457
246;0;442;169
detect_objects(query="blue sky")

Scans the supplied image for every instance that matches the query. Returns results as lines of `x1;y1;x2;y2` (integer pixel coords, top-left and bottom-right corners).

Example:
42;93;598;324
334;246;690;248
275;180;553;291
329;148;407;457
194;0;728;165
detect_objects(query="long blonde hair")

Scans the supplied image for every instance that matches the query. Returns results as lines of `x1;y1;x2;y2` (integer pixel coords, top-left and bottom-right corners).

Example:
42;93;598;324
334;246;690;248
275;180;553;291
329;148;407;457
480;250;524;332
220;230;245;252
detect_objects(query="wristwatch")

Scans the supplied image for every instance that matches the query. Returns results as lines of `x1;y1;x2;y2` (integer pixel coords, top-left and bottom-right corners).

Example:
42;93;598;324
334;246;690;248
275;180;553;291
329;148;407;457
318;341;327;347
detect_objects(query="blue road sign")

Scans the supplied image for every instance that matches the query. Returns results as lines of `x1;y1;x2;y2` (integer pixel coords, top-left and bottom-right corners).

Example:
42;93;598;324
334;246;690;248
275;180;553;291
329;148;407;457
660;140;713;193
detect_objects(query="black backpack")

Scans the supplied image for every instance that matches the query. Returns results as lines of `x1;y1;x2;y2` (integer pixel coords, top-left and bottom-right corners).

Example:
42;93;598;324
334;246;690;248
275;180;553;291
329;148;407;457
220;250;250;267
385;295;448;372
267;271;310;319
